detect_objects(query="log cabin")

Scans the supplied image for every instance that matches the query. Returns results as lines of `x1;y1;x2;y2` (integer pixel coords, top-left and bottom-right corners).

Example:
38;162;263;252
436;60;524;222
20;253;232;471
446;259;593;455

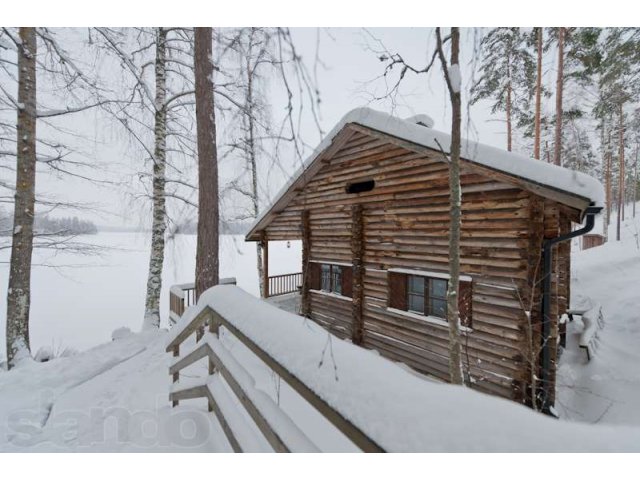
245;108;604;414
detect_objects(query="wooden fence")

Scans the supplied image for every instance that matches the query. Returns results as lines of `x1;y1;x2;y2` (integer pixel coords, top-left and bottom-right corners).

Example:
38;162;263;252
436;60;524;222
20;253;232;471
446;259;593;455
268;272;302;298
166;303;384;452
169;278;236;323
582;233;605;250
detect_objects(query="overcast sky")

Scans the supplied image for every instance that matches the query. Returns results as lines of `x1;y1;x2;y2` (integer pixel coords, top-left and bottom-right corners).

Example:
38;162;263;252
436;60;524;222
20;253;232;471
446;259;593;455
2;27;563;228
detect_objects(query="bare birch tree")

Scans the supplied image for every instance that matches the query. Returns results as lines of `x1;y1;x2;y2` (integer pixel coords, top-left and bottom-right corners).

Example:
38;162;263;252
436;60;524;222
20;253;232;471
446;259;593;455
436;27;463;385
94;27;199;327
143;27;168;329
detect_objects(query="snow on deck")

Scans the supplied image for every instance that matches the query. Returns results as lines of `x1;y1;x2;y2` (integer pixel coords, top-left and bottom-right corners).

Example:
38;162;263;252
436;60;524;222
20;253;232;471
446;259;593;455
0;331;227;452
178;284;640;452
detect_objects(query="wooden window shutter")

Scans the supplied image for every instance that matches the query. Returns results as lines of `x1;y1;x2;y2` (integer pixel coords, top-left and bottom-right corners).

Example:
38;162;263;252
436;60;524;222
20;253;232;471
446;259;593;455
458;279;473;328
342;266;353;298
388;272;407;310
308;262;321;290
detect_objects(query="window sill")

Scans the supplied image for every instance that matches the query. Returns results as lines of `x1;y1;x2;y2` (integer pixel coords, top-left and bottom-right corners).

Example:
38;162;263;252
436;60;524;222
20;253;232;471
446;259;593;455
310;289;352;301
388;267;472;283
386;307;472;333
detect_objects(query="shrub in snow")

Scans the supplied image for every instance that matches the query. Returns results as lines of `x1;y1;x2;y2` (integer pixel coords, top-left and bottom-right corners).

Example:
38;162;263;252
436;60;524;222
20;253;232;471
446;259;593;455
112;327;133;341
58;346;78;358
34;346;54;363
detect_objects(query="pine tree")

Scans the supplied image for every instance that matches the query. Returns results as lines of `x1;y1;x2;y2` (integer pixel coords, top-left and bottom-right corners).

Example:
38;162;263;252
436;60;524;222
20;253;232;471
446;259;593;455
597;28;640;239
194;27;219;299
6;28;37;368
471;28;535;152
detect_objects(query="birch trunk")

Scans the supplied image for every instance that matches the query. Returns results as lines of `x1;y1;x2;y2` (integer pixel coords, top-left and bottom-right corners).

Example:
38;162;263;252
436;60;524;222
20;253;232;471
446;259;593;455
438;27;463;385
244;33;264;297
143;27;168;329
534;27;543;160
553;27;565;167
194;27;219;299
6;28;37;368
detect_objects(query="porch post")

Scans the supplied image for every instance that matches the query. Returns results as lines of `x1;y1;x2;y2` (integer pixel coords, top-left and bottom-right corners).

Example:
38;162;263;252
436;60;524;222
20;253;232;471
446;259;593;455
261;230;269;298
301;210;311;317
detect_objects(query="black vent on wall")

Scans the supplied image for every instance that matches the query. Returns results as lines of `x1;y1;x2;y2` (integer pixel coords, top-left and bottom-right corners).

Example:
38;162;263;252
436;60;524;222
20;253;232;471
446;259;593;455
346;179;375;194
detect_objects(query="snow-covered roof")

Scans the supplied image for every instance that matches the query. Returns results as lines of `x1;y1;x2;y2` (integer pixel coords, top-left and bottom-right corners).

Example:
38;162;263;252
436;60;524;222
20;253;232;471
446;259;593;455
247;107;604;240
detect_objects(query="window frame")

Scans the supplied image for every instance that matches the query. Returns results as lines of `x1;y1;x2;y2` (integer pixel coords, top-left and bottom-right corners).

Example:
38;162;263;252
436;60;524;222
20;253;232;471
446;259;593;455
319;263;343;295
387;269;473;329
406;274;448;320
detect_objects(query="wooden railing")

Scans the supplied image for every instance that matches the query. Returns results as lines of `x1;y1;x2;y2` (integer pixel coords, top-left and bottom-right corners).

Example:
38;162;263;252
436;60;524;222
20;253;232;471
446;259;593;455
166;302;384;452
268;272;302;298
169;278;235;324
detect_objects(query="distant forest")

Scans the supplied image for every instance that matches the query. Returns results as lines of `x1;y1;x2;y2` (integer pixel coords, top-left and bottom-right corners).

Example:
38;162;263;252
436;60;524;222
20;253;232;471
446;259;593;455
0;209;98;236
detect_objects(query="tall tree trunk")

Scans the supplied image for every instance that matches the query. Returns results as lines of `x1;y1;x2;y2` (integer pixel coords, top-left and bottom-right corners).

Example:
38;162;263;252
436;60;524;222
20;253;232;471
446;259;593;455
437;27;463;385
506;78;513;152
633;154;637;218
505;43;513;152
244;32;264;297
553;27;565;167
194;27;219;299
617;101;624;241
143;27;168;329
604;150;612;241
6;28;37;368
534;27;543;160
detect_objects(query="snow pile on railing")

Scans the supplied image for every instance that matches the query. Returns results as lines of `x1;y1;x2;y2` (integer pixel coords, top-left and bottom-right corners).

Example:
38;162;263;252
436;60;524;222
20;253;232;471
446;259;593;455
170;285;640;452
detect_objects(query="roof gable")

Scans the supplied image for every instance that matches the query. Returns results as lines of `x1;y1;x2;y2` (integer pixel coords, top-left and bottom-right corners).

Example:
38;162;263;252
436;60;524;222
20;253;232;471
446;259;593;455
246;108;604;241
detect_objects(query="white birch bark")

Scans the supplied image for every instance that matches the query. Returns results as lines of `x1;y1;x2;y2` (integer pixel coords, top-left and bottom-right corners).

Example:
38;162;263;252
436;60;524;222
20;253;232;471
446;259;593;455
143;27;168;329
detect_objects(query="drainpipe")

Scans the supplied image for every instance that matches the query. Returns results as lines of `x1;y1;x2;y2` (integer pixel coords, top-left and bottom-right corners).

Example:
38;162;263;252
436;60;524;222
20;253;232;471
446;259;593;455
539;205;602;416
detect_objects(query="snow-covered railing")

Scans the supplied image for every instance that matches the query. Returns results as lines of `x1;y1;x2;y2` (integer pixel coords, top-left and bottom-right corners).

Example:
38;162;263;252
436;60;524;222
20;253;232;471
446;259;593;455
166;285;384;452
168;278;236;324
268;272;302;297
166;285;640;452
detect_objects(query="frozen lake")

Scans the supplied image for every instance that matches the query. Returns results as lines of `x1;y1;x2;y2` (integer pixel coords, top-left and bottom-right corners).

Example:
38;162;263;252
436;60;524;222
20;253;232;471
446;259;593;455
0;233;301;360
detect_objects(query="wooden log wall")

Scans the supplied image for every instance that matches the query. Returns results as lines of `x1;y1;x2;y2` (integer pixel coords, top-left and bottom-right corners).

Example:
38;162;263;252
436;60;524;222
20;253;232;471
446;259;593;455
261;128;577;404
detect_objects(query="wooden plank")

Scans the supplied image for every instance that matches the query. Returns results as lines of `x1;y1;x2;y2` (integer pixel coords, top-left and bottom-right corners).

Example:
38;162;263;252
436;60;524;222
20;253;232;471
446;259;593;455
208;308;385;452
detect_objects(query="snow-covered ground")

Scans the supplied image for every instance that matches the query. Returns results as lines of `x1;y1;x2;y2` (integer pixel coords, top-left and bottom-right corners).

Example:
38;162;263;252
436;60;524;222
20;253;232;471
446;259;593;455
1;210;640;451
557;208;640;426
0;233;301;361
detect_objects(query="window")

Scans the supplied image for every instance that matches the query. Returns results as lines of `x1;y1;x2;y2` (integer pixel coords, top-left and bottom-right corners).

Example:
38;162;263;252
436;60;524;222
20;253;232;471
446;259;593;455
310;263;352;298
407;275;425;313
405;275;448;319
388;270;472;327
321;264;332;292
